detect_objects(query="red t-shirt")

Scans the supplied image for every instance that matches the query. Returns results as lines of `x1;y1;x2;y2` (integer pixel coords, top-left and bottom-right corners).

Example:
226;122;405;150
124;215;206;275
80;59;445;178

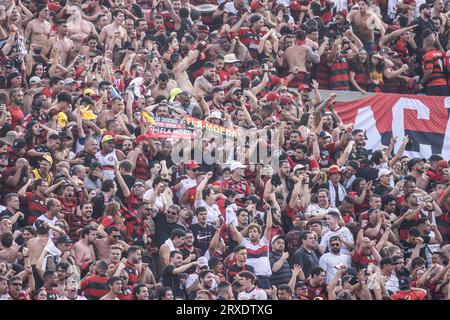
391;290;426;300
7;105;24;128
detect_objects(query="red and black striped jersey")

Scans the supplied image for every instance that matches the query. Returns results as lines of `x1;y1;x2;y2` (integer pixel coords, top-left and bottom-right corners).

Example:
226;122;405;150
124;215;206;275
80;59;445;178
22;192;47;225
238;27;264;59
330;59;350;91
80;275;109;300
423;49;447;87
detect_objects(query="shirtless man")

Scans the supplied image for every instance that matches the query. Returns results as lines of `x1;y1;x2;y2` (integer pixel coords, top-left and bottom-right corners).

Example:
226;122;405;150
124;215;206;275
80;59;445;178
151;73;178;98
66;4;98;52
432;0;448;32
27;220;50;288
94;226;129;261
97;97;128;130
99;276;122;300
285;30;320;88
0;232;19;263
79;34;99;57
99;9;127;50
44;20;75;67
73;225;97;271
348;0;385;53
24;5;51;50
171;50;199;92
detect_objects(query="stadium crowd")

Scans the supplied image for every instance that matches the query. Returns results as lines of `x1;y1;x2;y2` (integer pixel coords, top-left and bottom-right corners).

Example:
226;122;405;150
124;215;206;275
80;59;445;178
0;0;450;301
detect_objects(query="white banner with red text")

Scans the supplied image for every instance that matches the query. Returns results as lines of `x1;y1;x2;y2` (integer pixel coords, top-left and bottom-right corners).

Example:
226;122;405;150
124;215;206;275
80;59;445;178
335;93;450;159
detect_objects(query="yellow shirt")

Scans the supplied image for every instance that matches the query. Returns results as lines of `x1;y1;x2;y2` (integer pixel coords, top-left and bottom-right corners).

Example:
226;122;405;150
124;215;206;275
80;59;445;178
32;169;53;185
371;68;383;84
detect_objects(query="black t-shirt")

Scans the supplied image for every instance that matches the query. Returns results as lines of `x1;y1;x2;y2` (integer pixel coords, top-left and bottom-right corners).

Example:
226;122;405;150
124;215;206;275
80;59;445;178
154;213;187;248
162;265;185;299
227;263;255;283
188;223;216;255
0;123;12;138
356;167;379;183
0;209;19;230
400;236;431;262
180;246;203;274
92;192;109;220
115;174;137;204
411;18;434;50
374;184;392;197
31;144;51;167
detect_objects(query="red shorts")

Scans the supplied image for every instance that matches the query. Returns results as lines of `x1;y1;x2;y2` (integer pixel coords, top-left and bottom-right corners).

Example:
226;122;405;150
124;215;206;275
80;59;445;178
288;71;310;88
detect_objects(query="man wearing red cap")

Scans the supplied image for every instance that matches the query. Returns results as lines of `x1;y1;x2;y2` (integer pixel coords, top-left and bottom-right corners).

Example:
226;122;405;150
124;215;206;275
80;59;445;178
327;165;347;207
174;160;201;201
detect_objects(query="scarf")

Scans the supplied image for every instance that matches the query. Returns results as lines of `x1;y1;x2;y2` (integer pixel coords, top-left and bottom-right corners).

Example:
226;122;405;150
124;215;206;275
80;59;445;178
328;181;347;207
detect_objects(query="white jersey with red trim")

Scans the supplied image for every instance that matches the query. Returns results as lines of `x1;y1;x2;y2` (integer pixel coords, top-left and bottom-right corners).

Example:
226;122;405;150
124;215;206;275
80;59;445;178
240;236;272;277
95;150;118;180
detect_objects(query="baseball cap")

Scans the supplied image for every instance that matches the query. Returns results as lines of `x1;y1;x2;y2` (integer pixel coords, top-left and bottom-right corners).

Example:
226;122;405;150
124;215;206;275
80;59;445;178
101;135;115;143
266;92;281;102
293;164;306;172
41;155;53;165
29;76;41;85
298;84;311;91
135;134;152;145
7;71;20;81
197;24;209;33
63;78;75;86
437;160;449;169
227;66;239;75
328;165;341;175
398;277;410;290
197;257;208;267
318;131;331;139
185;160;200;170
58;235;73;244
250;0;263;10
230;161;246;172
231;87;243;95
13;138;26;150
169;87;183;102
419;3;430;11
5;59;15;68
271;234;285;244
377;168;392;179
34;220;50;233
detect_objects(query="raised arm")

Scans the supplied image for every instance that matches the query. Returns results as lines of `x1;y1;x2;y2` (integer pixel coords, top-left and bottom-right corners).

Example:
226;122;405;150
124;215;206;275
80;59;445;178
114;162;131;198
195;172;212;201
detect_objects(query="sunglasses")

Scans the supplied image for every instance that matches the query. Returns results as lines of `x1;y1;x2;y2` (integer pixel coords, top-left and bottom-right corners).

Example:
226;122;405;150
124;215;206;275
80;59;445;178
167;211;178;215
11;283;23;286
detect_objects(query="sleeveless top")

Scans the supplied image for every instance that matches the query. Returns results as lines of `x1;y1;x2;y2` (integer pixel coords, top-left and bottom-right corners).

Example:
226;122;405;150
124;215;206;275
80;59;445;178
95;150;118;180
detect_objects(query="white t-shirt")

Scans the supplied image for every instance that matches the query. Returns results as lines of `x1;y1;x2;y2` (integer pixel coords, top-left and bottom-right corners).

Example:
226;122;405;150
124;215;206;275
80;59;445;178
320;226;354;255
238;286;267;300
305;204;338;219
176;177;197;199
34;214;58;239
319;252;352;284
240;236;272;277
194;199;221;224
143;189;168;211
58;295;87;300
